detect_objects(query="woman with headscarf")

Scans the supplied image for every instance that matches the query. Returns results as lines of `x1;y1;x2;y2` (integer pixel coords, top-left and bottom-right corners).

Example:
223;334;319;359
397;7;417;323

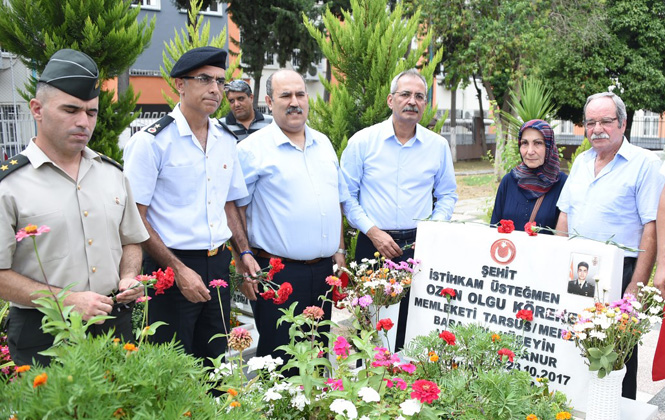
490;119;567;233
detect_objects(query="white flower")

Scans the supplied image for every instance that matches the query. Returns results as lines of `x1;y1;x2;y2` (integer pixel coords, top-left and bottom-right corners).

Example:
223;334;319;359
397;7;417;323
396;417;406;420
291;392;310;411
651;306;662;314
654;295;663;303
359;417;370;420
632;301;642;310
400;398;422;416
209;362;233;379
589;330;607;340
263;388;283;402
649;315;661;324
349;261;358;269
247;355;284;372
330;398;358;419
577;332;587;340
358;386;381;403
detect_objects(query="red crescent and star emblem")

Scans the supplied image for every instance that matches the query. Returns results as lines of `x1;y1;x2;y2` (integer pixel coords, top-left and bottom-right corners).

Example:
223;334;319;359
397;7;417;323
490;239;516;265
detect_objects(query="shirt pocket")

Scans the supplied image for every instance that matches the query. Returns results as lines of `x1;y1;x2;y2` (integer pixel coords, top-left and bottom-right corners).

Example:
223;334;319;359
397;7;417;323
104;200;125;250
160;165;197;206
19;210;69;262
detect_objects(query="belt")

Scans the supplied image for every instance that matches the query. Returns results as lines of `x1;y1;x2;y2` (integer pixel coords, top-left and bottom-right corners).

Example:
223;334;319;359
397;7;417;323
253;248;326;265
383;228;417;240
170;247;221;257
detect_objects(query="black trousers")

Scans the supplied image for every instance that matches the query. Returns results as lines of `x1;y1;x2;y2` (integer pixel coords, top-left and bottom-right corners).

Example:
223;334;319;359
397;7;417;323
250;256;333;375
144;248;231;363
7;303;134;367
622;256;638;400
354;230;416;353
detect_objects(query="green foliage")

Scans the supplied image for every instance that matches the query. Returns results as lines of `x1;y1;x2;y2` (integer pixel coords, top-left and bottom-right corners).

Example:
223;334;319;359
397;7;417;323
305;0;443;155
161;0;241;119
0;0;155;162
0;336;219;418
569;137;591;170
542;0;665;128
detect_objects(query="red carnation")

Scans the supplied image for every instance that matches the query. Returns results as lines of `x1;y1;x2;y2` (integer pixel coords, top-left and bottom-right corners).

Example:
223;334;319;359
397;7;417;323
273;282;293;304
260;289;275;300
497;219;515;234
267;258;285;280
440;288;456;299
153;267;175;295
439;330;456;346
524;222;538;236
332;286;348;308
516;309;534;322
376;318;394;332
498;348;515;363
410;379;441;404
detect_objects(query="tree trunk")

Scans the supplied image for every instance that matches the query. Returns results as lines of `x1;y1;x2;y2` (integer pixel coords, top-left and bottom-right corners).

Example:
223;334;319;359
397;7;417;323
624;109;634;142
450;84;457;162
324;58;331;103
252;70;262;109
472;75;487;154
117;69;129;96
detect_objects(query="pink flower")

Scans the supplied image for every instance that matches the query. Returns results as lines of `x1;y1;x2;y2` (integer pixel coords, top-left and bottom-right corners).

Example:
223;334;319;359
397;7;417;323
325;378;344;391
135;274;155;282
393;377;407;390
333;336;351;358
399;363;416;374
498;348;515;363
326;275;342;287
15;224;50;242
358;295;373;308
209;279;228;288
383;378;394;388
410;379;440;404
136;295;151;303
303;306;325;320
228;327;253;352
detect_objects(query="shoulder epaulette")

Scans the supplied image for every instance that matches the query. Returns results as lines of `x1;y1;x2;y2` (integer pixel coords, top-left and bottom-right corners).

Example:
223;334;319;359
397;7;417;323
144;115;175;136
98;153;123;171
217;119;239;140
0;154;29;182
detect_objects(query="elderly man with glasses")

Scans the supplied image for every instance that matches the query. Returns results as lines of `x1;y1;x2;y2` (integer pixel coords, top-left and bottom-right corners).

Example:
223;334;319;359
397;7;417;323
340;68;458;353
556;91;665;399
220;80;273;141
123;47;259;362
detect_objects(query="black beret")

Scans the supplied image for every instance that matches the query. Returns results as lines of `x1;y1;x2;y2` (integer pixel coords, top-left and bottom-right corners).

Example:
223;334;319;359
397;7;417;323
170;47;227;78
39;49;100;100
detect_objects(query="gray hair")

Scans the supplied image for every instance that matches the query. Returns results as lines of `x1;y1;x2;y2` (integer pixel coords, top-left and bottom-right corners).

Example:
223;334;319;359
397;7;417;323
390;69;427;94
266;69;306;99
35;82;59;103
584;92;628;128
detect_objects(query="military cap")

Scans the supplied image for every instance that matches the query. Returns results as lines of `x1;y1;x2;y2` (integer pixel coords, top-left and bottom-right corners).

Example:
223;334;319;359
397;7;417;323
170;47;227;78
39;49;100;100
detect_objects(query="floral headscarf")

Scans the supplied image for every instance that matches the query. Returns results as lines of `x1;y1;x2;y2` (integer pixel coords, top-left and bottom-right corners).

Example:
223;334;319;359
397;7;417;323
510;119;560;199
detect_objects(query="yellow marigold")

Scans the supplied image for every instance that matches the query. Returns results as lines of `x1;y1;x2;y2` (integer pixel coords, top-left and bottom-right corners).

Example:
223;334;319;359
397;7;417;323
227;388;238;397
429;351;439;362
112;338;120;344
230;401;241;408
183;411;192;417
123;343;137;352
402;278;412;286
15;365;30;373
526;415;538;420
556;412;572;420
33;372;48;388
491;333;501;342
113;408;125;418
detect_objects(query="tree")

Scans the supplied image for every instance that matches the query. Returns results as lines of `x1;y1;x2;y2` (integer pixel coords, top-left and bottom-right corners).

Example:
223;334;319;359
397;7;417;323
413;0;550;175
0;0;155;162
542;0;665;140
227;0;324;107
304;0;443;155
170;0;216;30
160;0;242;119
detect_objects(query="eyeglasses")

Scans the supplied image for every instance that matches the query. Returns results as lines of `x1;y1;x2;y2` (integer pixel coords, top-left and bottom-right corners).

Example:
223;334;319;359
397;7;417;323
584;117;618;130
181;75;226;86
393;90;427;102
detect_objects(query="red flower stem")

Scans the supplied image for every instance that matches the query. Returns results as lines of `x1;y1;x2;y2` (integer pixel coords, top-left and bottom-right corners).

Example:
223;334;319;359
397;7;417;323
31;237;66;323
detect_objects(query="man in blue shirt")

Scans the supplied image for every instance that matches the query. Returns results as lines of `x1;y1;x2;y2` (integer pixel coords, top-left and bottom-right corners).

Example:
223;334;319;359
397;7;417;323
340;68;458;351
236;69;348;365
124;47;259;362
556;91;665;399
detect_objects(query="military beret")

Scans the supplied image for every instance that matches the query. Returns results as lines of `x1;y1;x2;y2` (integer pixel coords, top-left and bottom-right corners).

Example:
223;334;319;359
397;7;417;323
39;49;100;100
170;47;227;78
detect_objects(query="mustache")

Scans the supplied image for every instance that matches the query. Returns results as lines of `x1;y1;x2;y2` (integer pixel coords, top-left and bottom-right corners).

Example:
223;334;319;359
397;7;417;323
286;106;304;115
590;133;610;140
403;105;419;112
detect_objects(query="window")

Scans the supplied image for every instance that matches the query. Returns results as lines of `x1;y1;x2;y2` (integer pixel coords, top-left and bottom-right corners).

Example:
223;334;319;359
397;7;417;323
642;111;659;138
201;1;223;15
552;120;574;135
0;105;23;157
131;0;160;10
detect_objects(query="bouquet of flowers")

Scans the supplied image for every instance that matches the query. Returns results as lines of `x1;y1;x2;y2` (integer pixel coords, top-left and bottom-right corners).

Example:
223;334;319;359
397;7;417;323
558;282;664;378
338;255;420;335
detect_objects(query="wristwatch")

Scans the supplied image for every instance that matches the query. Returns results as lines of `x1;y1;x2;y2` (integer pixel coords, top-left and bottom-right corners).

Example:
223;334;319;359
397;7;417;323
335;248;347;256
